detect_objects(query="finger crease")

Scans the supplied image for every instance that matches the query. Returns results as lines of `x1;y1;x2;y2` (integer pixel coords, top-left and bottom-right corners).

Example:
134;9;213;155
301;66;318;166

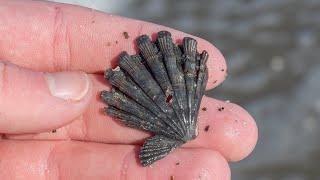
137;23;145;37
52;6;71;71
81;114;89;140
46;143;61;180
0;62;6;95
120;149;133;180
65;22;72;71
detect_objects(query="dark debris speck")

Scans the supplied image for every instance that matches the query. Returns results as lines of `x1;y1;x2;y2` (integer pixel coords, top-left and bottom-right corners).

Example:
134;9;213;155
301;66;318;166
204;125;210;132
218;107;225;111
201;107;207;111
166;94;173;104
176;162;180;165
123;32;129;39
52;129;57;133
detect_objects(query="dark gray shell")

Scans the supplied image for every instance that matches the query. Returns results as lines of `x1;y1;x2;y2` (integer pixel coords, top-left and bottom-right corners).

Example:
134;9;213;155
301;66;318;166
101;31;209;166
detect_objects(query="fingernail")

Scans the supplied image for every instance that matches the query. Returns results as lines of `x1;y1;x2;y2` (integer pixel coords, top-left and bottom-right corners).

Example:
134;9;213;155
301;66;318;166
44;71;90;101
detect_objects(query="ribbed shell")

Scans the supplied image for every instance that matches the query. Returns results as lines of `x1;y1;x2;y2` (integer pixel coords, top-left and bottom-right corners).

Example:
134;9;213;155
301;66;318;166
101;31;209;166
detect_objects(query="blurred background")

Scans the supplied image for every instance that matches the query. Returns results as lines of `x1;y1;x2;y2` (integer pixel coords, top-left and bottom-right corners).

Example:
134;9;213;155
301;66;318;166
51;0;320;179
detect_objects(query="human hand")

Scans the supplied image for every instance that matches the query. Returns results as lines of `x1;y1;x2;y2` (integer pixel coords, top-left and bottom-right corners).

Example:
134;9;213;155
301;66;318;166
0;0;258;179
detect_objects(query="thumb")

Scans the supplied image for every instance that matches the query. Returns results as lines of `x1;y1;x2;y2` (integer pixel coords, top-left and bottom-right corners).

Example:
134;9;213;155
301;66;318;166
0;62;92;134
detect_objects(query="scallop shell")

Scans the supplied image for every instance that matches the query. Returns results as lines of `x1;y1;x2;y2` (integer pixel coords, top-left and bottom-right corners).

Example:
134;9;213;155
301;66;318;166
101;31;209;166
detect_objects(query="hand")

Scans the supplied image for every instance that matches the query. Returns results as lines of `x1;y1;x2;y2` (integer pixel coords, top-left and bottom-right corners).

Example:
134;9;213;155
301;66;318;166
0;1;258;179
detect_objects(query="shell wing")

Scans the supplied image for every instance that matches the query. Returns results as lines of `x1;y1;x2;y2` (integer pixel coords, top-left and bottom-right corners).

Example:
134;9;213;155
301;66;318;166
139;135;183;166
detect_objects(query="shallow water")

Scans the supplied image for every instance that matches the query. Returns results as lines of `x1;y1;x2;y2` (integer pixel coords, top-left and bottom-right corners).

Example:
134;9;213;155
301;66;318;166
53;0;320;179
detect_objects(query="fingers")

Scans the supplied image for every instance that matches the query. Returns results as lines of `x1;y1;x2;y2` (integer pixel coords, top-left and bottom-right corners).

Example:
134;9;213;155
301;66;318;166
0;0;226;89
0;140;230;180
187;98;258;162
0;62;92;134
7;74;258;162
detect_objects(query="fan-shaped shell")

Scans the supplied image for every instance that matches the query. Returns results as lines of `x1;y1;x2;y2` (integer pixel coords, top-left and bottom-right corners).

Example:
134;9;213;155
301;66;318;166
101;31;209;166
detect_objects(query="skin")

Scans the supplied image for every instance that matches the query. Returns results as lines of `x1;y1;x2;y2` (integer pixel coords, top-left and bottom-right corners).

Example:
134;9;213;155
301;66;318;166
0;0;258;179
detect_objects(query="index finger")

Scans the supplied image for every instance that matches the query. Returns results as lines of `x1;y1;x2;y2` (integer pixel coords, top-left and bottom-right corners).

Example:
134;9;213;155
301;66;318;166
0;0;226;89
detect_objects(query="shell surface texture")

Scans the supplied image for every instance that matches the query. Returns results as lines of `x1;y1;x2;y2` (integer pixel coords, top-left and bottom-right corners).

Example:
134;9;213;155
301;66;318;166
101;31;209;166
